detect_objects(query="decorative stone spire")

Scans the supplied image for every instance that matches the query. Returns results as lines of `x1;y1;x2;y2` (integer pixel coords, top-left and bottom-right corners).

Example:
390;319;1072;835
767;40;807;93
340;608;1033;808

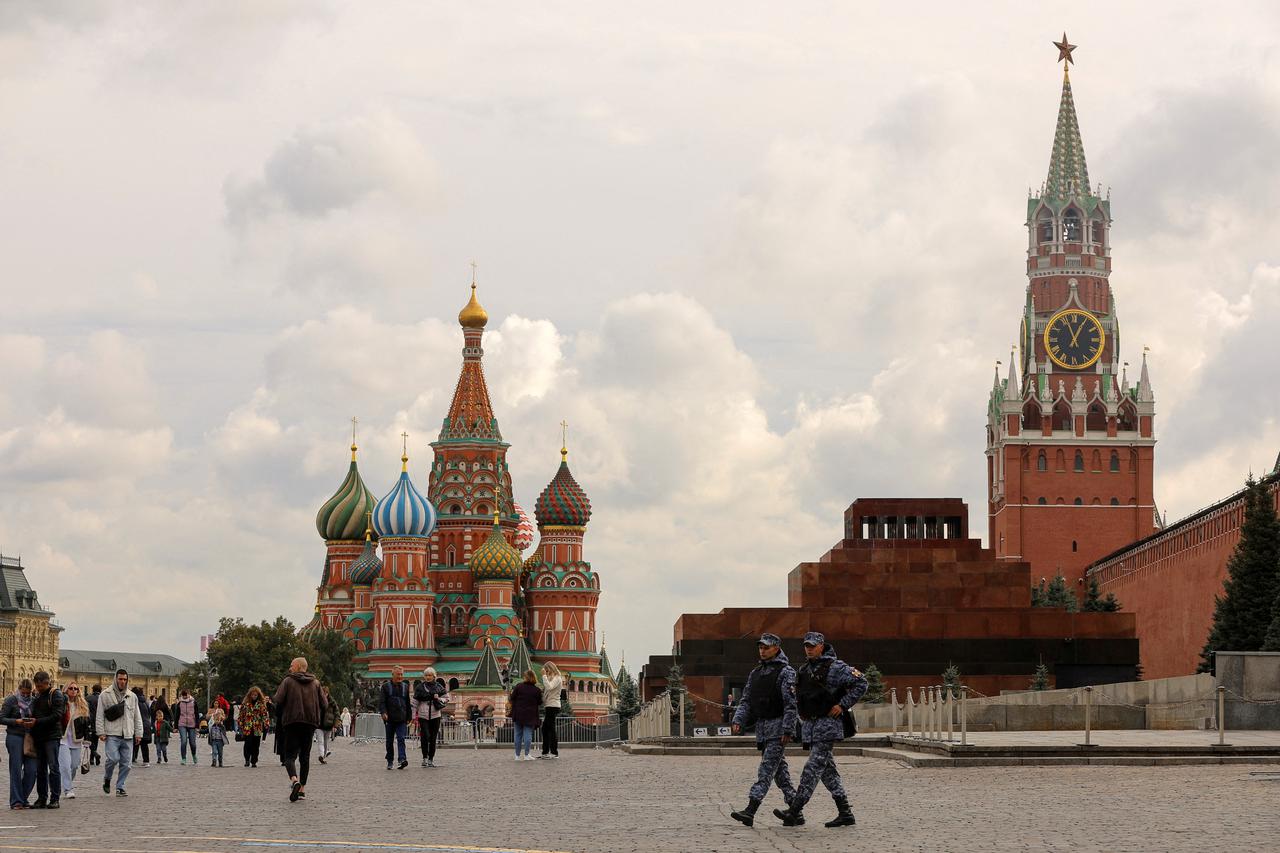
1006;346;1019;396
1043;35;1092;205
440;278;502;442
1138;348;1155;402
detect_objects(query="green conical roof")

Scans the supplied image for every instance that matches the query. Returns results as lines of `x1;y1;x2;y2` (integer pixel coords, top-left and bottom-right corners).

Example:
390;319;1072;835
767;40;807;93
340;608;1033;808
467;639;503;688
1043;68;1091;204
506;639;535;683
599;646;614;680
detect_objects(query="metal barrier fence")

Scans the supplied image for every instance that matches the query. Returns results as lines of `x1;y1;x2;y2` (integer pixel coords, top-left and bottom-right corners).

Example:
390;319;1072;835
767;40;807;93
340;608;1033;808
353;712;620;748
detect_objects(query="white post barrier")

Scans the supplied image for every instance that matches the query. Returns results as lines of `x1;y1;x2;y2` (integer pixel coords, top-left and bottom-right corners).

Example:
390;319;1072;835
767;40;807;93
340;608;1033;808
960;686;968;746
934;687;942;741
1217;685;1226;746
945;686;954;742
890;688;899;736
678;689;686;738
906;688;915;739
929;687;938;741
1083;685;1093;746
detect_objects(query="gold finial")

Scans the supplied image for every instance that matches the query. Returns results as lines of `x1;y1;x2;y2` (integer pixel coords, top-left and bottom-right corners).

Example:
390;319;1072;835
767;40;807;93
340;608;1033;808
350;416;359;461
364;510;373;542
493;509;501;527
458;266;489;329
560;419;569;462
400;431;409;471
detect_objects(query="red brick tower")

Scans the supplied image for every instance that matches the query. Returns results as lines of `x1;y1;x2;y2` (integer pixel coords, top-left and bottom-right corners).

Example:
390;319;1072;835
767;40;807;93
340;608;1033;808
987;40;1157;588
426;279;517;644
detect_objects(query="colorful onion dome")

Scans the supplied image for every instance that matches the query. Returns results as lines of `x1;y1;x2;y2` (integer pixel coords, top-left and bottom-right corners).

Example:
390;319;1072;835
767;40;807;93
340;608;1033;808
316;444;378;541
458;282;488;329
513;502;536;553
298;611;325;641
372;452;438;538
535;448;592;527
469;513;523;582
348;526;383;586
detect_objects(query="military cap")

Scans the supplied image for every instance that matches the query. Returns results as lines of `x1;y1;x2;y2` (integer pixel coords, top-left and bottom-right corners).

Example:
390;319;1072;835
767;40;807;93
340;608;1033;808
802;631;826;646
757;632;782;647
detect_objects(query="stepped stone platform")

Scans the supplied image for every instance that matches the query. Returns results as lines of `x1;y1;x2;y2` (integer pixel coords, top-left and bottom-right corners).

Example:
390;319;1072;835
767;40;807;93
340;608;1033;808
621;732;1280;767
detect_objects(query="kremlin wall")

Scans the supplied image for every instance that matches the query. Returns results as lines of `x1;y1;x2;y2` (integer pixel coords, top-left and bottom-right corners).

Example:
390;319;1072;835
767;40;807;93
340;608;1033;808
639;55;1277;720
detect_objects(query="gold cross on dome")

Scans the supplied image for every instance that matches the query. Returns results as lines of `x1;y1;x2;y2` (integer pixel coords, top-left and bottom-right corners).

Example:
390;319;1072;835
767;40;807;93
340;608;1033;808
470;260;478;285
401;431;409;454
560;420;569;461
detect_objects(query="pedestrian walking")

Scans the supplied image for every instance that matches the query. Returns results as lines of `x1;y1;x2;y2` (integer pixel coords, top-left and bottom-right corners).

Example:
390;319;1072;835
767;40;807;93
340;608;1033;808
95;669;144;797
153;710;172;763
772;632;867;829
411;667;449;767
130;687;152;767
152;694;171;729
207;709;227;767
508;669;542;761
271;657;324;803
86;685;102;766
315;686;337;764
730;633;800;827
238;686;269;768
2;678;38;809
378;666;410;770
538;662;564;760
175;689;201;765
29;671;66;809
58;683;90;800
339;707;351;739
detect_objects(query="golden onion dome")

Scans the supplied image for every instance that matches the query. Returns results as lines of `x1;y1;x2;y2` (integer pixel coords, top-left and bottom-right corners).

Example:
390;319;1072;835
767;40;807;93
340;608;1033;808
458;283;488;329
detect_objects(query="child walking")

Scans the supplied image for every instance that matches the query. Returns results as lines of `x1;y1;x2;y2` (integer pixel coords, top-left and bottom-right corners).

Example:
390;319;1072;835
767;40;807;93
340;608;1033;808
208;709;227;768
153;710;172;764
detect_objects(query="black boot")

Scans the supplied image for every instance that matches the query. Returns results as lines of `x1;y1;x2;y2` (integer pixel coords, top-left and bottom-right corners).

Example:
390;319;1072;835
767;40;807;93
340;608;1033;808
730;798;761;827
773;804;804;826
824;796;855;828
783;792;806;825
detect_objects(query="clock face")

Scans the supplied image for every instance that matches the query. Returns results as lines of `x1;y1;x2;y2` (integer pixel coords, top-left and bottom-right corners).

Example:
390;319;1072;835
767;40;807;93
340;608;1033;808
1044;308;1105;370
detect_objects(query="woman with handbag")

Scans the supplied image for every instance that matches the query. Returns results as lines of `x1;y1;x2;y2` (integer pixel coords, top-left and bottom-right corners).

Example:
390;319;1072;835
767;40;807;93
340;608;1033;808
1;679;38;809
237;686;269;768
58;683;90;799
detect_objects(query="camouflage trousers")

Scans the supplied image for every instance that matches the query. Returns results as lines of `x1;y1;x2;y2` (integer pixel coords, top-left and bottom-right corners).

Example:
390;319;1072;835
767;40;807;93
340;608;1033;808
748;739;795;802
792;740;846;808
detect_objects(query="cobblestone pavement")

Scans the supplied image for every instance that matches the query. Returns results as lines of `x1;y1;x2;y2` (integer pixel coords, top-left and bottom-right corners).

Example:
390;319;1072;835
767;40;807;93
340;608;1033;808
7;739;1280;853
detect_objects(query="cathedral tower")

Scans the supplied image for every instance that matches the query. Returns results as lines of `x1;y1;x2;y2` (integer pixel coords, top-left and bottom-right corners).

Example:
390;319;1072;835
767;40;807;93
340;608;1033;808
987;37;1157;588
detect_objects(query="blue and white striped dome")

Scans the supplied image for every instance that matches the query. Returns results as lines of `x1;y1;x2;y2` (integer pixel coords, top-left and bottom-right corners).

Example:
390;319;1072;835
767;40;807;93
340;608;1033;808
372;462;438;538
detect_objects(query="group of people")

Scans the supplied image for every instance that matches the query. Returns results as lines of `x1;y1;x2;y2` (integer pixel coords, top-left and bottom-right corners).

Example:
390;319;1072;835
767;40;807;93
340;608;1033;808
0;659;354;807
729;631;867;830
376;660;566;767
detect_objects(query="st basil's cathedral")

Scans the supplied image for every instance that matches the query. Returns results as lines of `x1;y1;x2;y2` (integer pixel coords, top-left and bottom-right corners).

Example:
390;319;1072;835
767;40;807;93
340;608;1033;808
300;283;615;718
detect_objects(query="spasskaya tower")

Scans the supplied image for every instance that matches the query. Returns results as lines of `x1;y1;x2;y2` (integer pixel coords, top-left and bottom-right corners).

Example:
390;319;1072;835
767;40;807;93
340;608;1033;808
987;35;1158;588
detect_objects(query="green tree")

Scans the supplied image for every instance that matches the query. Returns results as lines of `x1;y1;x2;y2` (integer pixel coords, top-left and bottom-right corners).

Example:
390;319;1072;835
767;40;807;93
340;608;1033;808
1030;577;1047;607
615;665;641;720
942;663;962;699
862;663;886;704
1202;478;1280;669
665;663;696;731
1044;572;1079;612
205;616;309;700
1080;576;1123;613
177;660;212;710
1030;661;1050;691
301;628;358;710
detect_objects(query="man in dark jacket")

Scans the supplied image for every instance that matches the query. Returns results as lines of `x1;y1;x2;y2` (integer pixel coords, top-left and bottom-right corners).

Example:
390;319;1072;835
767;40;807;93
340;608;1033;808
272;657;324;803
30;671;66;809
378;666;410;771
773;632;867;829
730;633;799;827
86;685;102;765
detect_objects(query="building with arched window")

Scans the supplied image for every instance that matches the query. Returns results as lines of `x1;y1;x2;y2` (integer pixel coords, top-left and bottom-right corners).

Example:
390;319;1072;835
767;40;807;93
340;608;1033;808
301;282;614;719
0;554;62;695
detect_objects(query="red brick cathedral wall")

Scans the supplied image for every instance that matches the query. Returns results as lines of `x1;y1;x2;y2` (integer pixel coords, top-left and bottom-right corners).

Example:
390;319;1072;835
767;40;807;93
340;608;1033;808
1090;478;1280;679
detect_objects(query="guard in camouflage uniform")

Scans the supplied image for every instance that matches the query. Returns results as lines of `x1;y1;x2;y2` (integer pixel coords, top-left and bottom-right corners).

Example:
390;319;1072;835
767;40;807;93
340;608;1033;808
773;631;867;829
729;633;799;827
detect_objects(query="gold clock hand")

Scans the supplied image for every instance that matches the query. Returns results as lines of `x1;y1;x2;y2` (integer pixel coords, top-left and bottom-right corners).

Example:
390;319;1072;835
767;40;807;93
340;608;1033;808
1070;319;1085;348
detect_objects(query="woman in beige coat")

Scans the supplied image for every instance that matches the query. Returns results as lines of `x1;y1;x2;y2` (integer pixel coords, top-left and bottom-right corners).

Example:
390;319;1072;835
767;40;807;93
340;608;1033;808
538;662;564;759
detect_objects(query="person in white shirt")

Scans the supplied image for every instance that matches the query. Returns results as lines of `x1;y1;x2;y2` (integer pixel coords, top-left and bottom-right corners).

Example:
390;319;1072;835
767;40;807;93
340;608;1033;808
538;662;565;759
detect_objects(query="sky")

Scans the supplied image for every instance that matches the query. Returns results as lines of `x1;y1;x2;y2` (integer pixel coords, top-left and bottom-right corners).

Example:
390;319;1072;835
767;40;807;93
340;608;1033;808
3;2;1280;672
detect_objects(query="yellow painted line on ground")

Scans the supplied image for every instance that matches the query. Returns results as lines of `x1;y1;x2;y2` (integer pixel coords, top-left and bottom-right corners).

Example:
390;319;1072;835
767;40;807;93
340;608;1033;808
0;845;221;853
139;838;573;853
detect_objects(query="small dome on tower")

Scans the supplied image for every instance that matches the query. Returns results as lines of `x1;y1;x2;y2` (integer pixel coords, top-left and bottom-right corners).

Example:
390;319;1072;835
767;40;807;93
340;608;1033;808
535;449;592;528
469;514;522;582
513;502;535;553
316;445;378;541
372;452;438;538
348;527;383;586
458;283;488;329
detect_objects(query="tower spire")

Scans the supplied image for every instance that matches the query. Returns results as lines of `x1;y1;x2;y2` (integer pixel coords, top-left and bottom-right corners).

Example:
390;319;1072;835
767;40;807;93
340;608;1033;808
351;416;359;461
560;419;569;462
1044;33;1091;203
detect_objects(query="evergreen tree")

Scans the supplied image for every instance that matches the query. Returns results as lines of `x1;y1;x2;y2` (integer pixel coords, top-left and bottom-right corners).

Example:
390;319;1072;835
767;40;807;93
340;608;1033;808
862;663;886;704
615;664;641;720
1100;592;1121;612
1201;477;1280;669
942;663;961;699
665;663;696;730
1082;576;1103;611
1030;661;1049;691
1030;577;1048;607
1043;571;1079;612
